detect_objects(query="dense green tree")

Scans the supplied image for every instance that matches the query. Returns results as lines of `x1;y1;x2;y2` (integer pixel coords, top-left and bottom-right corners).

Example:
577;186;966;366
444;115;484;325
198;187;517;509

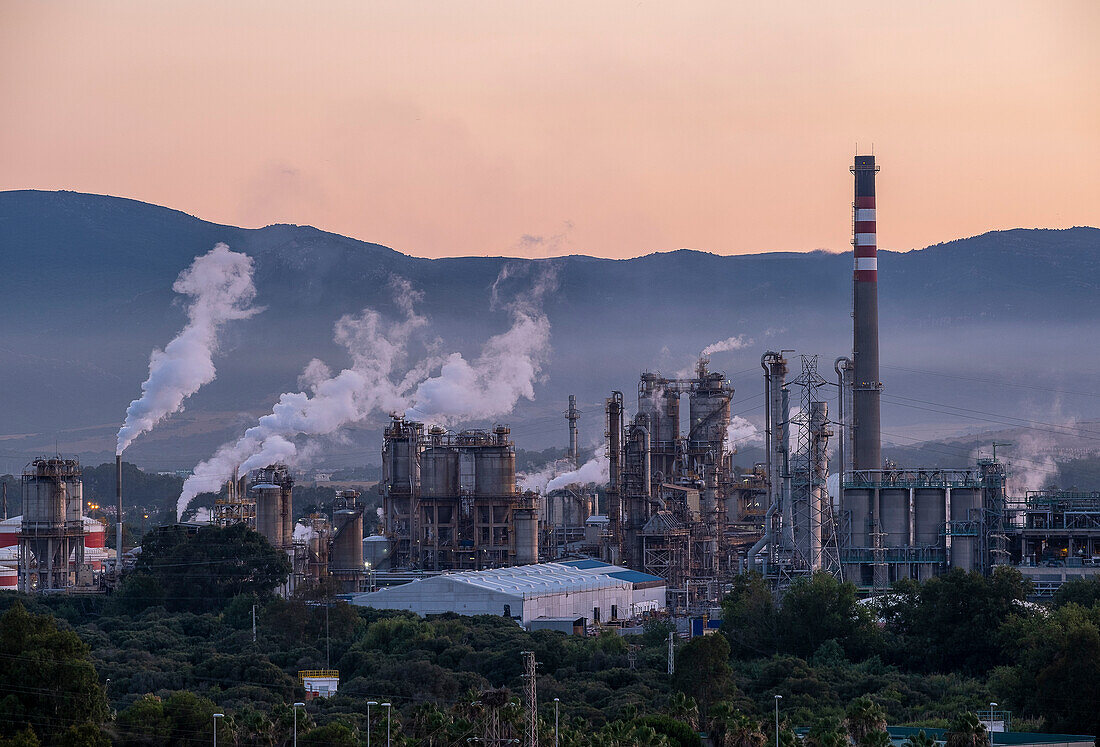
0;603;108;740
944;713;989;747
1051;578;1100;609
998;603;1100;737
778;573;880;659
0;726;40;747
710;707;766;747
721;573;780;657
116;695;172;746
860;731;892;747
135;523;292;613
636;715;703;747
803;717;848;747
905;730;937;747
666;692;700;730
884;567;1032;673
299;722;358;746
844;697;887;745
58;723;111;747
672;633;733;717
106;572;166;615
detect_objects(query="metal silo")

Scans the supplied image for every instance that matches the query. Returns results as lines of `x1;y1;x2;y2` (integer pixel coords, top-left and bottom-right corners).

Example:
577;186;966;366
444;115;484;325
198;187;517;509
914;488;947;546
330;490;364;593
513;501;539;565
252;483;283;548
879;488;910;548
422;447;458;497
475;428;516;497
950;487;982;572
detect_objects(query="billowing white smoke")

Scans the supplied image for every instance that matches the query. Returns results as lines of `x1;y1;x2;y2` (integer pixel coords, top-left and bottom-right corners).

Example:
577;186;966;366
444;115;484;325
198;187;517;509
726;415;762;448
177;278;426;517
546;451;610;493
701;334;753;356
177;267;557;518
293;522;317;543
518;458;576;493
116;244;259;454
406;265;555;424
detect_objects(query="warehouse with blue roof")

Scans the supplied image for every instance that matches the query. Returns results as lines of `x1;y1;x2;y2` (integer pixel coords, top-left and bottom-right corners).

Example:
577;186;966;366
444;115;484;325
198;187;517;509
348;559;666;628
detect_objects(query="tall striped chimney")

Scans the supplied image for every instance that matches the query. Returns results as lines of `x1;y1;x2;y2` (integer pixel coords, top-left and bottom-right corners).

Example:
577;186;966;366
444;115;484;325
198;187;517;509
851;155;881;471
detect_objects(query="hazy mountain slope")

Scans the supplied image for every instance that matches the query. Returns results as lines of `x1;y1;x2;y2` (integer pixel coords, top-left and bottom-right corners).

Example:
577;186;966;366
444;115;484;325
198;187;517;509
1;190;1097;473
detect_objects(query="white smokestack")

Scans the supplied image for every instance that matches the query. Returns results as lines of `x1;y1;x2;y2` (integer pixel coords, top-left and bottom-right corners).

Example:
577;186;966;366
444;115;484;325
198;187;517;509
116;243;259;455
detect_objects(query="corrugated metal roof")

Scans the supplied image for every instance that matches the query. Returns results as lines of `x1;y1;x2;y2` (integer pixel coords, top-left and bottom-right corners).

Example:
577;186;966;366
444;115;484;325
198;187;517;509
352;559;665;604
607;569;664;584
557;559;609;569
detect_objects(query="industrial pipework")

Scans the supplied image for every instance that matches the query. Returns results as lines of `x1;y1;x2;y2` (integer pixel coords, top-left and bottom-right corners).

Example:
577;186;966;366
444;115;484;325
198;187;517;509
851;155;882;472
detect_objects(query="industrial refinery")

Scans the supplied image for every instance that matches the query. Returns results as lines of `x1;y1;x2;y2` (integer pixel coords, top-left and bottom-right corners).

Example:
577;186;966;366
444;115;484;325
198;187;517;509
5;155;1097;614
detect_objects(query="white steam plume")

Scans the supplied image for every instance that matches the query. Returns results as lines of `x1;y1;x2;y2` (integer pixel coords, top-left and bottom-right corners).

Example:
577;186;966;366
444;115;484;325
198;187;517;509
1006;431;1061;495
518;458;576;493
405;264;556;425
725;415;762;448
546;448;609;493
116;244;259;454
176;277;427;517
701;335;753;356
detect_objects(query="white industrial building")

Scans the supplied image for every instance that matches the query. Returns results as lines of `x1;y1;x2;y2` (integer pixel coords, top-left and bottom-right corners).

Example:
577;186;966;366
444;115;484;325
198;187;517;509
349;559;666;628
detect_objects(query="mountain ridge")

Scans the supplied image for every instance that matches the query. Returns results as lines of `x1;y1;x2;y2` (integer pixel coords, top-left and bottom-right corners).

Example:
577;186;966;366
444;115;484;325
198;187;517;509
1;189;1097;473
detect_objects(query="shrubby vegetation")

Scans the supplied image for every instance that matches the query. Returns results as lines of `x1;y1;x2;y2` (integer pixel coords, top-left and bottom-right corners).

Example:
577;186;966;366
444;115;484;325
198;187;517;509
2;531;1099;745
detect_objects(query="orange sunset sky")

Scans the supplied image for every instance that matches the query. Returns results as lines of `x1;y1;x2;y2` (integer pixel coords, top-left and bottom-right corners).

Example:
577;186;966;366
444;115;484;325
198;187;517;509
2;1;1097;259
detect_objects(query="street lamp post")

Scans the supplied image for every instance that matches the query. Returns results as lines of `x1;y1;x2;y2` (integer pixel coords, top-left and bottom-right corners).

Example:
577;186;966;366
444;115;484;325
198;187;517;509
293;702;305;747
213;713;224;747
554;697;560;747
989;702;998;746
367;701;378;747
774;695;783;747
382;702;392;747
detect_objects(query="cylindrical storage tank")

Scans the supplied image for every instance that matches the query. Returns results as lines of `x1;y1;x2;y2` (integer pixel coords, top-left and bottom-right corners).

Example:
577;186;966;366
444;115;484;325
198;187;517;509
389;438;412;486
0;518;19;548
422;447;458;497
363;535;391;570
843;487;874;548
950;487;981;571
914;488;947;546
64;478;84;528
330;509;364;571
513;506;538;565
879;488;910;548
23;477;64;527
82;517;106;548
0;566;15;589
252;485;283;547
280;486;293;549
475;447;515;497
